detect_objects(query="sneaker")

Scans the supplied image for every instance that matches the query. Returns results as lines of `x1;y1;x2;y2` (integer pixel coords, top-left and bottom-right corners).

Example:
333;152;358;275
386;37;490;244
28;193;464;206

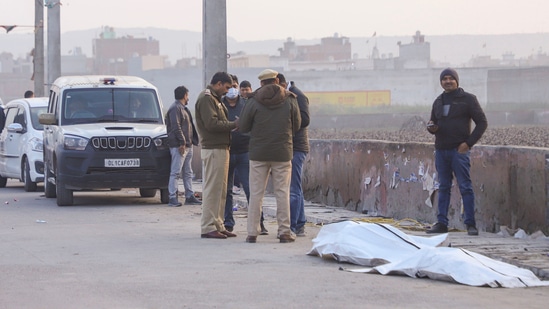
168;197;182;207
426;222;448;234
279;233;296;243
185;196;202;205
259;222;269;235
295;226;306;237
467;225;479;236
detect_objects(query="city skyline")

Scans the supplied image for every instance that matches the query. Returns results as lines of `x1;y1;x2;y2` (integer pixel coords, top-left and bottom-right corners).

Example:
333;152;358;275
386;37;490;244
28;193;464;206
1;0;548;42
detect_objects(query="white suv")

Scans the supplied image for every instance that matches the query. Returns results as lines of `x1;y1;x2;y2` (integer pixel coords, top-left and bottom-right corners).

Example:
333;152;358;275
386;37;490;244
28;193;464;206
0;97;48;191
39;76;171;206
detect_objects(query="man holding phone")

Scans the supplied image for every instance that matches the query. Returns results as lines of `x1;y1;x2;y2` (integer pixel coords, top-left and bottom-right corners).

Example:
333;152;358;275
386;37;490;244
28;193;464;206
425;68;487;236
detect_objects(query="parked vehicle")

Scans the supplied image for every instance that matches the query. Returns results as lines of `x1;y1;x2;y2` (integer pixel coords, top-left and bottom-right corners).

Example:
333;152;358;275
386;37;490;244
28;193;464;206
39;76;171;206
0;97;48;191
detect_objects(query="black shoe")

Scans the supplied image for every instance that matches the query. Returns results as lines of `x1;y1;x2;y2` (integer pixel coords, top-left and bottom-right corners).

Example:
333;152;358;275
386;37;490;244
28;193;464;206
466;225;479;236
226;226;234;232
168;197;182;207
185;196;202;205
426;222;448;234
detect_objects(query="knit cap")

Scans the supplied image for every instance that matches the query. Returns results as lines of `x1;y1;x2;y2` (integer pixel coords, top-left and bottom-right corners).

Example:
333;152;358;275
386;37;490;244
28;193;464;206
440;68;459;85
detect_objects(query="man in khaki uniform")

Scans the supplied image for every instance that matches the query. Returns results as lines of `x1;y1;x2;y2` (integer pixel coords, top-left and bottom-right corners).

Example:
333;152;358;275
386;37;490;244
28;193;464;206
195;72;238;239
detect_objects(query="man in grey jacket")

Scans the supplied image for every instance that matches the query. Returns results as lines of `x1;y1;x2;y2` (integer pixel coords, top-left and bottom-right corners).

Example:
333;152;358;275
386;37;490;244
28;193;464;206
165;86;193;207
238;69;301;244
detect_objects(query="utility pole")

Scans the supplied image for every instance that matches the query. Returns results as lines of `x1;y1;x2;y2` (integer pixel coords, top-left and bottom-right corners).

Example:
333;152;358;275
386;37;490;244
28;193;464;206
202;0;227;87
34;1;45;96
46;0;61;85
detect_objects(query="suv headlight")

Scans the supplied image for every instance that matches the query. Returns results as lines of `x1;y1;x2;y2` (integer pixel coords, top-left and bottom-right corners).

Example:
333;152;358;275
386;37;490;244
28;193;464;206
29;137;43;152
153;135;169;150
64;135;89;150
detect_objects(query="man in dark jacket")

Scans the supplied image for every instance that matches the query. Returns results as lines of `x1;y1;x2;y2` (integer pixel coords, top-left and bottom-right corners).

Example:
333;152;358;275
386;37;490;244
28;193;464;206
0;105;5;134
222;75;252;232
425;68;487;236
239;69;301;244
278;73;310;237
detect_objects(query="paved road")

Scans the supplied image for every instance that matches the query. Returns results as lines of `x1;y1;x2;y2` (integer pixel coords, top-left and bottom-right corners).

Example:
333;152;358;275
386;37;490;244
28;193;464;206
1;180;548;309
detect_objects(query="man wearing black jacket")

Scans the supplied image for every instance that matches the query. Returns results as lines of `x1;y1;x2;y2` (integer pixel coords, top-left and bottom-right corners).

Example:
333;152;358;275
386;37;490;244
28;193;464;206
425;68;487;236
278;73;310;237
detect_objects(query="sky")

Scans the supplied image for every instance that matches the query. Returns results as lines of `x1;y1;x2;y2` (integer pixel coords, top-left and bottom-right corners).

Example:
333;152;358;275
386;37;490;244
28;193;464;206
1;0;548;41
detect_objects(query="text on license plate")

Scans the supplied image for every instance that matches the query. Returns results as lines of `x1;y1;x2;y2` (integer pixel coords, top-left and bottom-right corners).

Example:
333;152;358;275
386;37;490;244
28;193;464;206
105;158;140;168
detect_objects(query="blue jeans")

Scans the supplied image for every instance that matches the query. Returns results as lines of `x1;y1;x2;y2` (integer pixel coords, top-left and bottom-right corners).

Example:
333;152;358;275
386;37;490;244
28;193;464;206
181;146;195;199
224;152;251;228
290;151;307;232
435;148;476;226
169;147;189;199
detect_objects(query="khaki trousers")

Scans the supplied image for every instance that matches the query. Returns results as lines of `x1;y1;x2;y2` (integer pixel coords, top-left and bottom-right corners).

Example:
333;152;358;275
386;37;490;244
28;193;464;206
247;160;292;237
200;148;229;234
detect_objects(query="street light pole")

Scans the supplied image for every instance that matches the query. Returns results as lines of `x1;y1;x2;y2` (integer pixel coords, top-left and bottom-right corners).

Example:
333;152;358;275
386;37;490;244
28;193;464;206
202;0;227;88
46;0;61;85
34;1;45;96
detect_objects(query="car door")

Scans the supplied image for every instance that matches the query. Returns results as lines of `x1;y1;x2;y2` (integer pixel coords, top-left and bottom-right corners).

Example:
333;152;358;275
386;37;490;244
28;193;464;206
0;106;19;177
4;106;25;177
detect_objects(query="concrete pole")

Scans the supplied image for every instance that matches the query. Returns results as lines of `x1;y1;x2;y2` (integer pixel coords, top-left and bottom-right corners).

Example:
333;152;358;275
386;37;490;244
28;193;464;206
202;0;227;88
34;2;45;96
46;1;61;85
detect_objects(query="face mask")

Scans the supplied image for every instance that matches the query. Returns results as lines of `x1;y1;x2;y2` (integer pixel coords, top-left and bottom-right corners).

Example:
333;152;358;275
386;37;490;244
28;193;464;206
226;87;239;99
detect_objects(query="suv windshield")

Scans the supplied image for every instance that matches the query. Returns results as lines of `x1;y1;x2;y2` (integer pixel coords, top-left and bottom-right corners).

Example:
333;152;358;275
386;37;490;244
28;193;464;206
61;89;162;125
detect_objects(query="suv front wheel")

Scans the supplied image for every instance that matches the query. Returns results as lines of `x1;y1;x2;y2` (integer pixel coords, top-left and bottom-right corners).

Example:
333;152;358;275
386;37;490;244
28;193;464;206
56;177;74;206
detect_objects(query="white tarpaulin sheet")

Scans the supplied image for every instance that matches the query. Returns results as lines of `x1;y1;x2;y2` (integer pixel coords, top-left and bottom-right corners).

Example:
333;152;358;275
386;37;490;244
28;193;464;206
307;221;549;288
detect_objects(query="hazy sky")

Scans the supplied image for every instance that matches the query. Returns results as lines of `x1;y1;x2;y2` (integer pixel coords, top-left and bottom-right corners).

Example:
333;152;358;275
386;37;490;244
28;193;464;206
1;0;548;41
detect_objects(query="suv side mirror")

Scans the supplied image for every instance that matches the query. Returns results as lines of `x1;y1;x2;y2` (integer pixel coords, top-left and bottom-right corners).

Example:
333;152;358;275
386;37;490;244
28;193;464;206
39;113;57;125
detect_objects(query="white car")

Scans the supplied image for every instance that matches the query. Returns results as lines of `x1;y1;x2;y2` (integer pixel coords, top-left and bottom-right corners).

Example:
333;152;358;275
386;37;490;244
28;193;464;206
0;97;48;191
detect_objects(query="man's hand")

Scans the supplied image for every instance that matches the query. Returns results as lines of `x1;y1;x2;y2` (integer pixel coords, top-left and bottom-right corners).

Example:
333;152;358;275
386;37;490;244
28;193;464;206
178;145;186;155
232;116;240;132
457;142;469;153
426;121;438;133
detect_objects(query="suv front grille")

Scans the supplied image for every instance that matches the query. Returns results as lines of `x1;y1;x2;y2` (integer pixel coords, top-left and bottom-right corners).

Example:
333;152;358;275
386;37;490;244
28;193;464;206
91;136;152;151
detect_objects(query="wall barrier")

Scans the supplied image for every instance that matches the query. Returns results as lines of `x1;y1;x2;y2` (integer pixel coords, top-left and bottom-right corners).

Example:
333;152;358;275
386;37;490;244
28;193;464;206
304;140;549;234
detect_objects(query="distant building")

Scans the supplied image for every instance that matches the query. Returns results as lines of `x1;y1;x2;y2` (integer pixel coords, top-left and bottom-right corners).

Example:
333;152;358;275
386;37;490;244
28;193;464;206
279;34;351;62
93;26;162;74
276;34;354;71
396;31;430;69
62;47;93;75
374;31;430;70
228;52;270;68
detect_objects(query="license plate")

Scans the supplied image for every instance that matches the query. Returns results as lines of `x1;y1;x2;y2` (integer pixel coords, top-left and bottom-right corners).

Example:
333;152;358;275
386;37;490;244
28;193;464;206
104;158;140;168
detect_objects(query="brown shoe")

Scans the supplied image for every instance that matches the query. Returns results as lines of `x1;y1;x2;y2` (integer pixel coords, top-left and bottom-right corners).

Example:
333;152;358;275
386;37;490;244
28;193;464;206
220;230;237;237
245;236;257;243
279;233;295;243
201;231;227;239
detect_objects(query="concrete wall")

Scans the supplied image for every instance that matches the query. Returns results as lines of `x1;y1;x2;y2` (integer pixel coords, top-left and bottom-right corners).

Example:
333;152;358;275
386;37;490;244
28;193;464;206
488;66;549;106
303;140;549;234
285;68;488;106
